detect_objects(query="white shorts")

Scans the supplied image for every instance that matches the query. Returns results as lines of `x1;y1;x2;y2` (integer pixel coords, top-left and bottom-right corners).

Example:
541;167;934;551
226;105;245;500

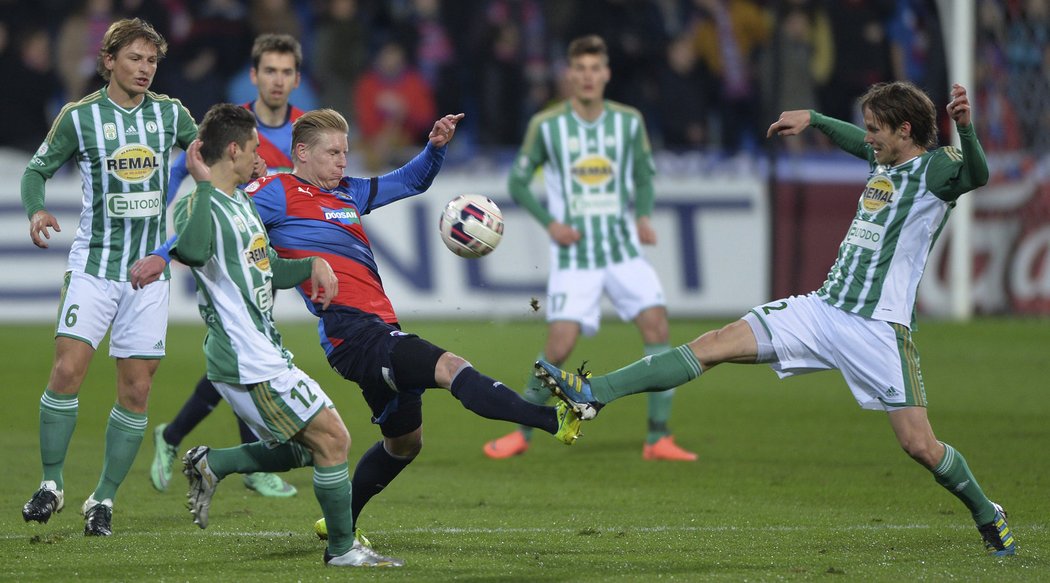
547;257;666;336
213;367;334;444
55;270;169;359
746;293;927;411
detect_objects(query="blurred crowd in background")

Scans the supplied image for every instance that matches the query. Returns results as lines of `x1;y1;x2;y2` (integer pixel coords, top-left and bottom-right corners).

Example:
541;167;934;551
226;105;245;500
0;0;1046;171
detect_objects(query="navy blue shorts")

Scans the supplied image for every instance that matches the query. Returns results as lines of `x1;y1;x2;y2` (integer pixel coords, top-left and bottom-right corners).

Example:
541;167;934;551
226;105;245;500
319;306;445;438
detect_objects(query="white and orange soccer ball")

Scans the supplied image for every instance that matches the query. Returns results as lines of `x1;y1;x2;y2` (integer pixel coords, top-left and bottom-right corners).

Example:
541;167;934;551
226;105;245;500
438;194;504;258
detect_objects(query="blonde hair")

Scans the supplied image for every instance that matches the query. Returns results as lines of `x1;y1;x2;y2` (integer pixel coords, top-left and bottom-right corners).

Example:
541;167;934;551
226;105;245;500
97;18;167;81
292;109;350;151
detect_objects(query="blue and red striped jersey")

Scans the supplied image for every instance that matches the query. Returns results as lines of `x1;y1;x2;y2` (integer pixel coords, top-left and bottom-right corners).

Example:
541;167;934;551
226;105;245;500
248;143;447;324
245;101;305;174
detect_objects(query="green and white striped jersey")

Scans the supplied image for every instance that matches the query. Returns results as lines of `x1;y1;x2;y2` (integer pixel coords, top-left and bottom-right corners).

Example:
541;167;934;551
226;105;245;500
812;114;989;328
173;184;295;385
509;100;656;270
23;87;196;281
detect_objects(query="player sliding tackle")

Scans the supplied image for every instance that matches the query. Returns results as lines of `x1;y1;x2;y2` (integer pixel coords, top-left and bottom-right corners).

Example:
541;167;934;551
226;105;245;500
535;82;1017;557
225;107;586;555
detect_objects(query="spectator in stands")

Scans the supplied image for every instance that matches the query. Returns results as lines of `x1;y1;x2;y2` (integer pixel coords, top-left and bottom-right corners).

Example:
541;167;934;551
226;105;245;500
353;39;436;171
760;0;833;153
250;0;303;40
312;0;369;126
887;0;949;136
0;26;61;152
974;0;1023;152
688;0;772;155
401;0;459;117
819;0;893;125
155;0;252;118
471;0;548;146
656;32;711;151
1004;0;1050;151
55;0;115;101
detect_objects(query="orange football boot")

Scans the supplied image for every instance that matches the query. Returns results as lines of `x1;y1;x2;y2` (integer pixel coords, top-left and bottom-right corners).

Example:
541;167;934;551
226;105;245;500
643;435;698;461
483;431;529;459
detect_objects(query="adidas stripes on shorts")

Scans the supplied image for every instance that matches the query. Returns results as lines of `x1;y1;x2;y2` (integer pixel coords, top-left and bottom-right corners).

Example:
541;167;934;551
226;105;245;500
745;293;927;411
55;270;169;358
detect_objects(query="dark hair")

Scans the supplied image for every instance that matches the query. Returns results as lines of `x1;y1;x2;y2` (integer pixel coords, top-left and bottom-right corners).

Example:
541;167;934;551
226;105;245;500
860;81;938;150
198;104;257;164
567;34;608;62
97;18;167;81
251;33;302;71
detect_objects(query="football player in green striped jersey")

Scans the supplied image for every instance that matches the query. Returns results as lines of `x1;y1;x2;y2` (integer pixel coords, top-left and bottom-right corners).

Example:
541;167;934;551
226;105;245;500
483;35;696;462
171;103;397;567
535;82;1016;556
20;18;197;536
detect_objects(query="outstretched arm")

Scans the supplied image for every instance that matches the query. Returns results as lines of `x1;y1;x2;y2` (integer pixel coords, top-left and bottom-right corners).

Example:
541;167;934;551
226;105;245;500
766;110;812;138
769;109;868;160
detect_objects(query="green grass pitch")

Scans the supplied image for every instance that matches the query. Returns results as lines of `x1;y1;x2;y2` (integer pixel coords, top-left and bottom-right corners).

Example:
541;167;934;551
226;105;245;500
0;317;1046;581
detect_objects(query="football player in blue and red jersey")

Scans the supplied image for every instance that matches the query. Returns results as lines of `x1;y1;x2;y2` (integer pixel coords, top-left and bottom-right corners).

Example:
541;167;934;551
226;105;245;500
136;34;307;498
252;109;584;549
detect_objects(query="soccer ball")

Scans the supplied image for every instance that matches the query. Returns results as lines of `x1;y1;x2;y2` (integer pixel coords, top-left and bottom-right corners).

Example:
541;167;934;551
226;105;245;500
438;194;504;258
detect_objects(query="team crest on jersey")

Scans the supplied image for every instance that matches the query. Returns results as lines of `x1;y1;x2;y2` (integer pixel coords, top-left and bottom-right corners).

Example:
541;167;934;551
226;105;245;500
233;216;247;232
244;233;271;272
146;121;158;134
322;206;361;225
103;123;117;141
570;154;615;188
861;175;895;213
105;143;159;184
567;137;580;153
244;181;260;193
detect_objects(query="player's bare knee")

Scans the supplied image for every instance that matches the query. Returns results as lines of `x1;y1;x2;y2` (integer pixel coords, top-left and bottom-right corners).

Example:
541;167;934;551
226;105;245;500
317;431;350;464
118;390;150;413
899;438;940;468
636;307;669;343
435;352;467;387
330;422;350;453
690;327;728;367
49;359;87;392
306;411;350;463
115;376;152;411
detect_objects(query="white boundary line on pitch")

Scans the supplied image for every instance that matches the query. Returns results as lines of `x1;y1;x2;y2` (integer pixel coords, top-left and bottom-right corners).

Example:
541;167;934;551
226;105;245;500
12;522;1043;541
